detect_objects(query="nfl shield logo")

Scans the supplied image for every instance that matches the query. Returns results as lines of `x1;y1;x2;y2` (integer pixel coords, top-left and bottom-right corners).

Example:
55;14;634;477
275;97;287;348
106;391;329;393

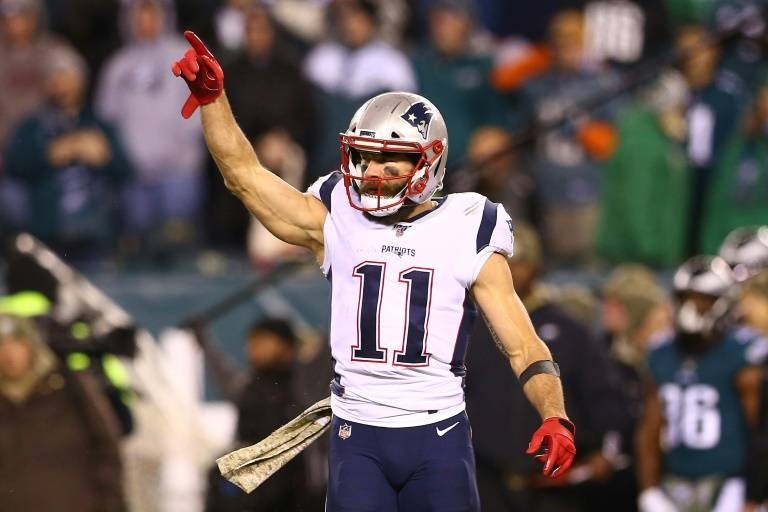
338;423;352;440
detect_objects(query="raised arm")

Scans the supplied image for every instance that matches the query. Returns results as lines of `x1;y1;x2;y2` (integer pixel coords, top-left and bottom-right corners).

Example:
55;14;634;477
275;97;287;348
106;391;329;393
172;31;326;255
471;252;575;477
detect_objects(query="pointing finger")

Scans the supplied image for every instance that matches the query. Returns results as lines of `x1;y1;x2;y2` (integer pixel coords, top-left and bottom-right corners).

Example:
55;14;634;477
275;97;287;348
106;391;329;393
184;30;212;59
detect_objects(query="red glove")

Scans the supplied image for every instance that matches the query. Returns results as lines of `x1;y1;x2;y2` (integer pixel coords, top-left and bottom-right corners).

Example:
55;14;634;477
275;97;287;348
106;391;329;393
526;417;576;478
171;31;224;119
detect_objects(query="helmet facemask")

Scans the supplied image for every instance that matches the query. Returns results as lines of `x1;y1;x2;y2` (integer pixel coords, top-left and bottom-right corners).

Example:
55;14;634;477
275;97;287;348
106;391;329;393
340;133;445;217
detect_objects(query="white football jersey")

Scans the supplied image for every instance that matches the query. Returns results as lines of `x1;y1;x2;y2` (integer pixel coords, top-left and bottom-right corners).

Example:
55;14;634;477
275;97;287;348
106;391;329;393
308;172;515;427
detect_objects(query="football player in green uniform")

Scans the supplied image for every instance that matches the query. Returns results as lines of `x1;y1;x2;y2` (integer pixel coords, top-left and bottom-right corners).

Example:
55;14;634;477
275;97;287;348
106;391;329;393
636;256;768;512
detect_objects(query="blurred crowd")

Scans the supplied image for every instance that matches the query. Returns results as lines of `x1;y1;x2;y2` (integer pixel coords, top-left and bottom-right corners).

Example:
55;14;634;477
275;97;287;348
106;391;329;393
2;0;768;511
3;221;768;511
0;0;767;270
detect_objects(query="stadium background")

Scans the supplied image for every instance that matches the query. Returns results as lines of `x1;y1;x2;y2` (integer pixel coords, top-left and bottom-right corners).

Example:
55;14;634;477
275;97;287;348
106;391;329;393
1;0;767;510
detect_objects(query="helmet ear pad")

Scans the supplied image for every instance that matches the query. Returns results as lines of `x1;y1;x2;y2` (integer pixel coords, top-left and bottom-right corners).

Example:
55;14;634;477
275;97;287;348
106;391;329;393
405;141;447;205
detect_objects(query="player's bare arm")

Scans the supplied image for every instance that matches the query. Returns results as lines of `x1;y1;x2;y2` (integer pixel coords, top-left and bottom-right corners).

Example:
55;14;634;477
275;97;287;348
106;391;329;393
635;379;663;491
171;31;326;258
200;96;326;254
634;378;682;512
471;251;575;477
472;252;566;418
736;365;764;428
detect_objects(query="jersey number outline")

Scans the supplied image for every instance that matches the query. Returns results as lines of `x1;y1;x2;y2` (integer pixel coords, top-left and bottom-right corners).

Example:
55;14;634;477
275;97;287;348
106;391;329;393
659;383;721;450
351;262;433;366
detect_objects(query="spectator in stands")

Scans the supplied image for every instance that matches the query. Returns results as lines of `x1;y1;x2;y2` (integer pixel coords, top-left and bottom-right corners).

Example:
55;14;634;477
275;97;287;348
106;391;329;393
4;47;132;258
675;23;747;255
303;0;415;99
0;242;136;435
0;313;125;512
246;130;310;269
302;0;416;179
410;0;504;161
95;0;204;262
46;0;121;92
190;317;314;512
0;0;75;151
740;269;768;337
447;125;542;230
700;73;768;254
742;272;768;511
596;69;691;268
600;263;672;356
516;9;619;264
466;222;620;512
213;0;250;56
588;264;671;511
205;3;315;248
552;283;599;333
0;0;77;235
225;4;315;157
580;0;671;63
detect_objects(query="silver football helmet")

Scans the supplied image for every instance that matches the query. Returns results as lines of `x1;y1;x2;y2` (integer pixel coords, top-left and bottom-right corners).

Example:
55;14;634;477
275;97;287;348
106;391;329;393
718;225;768;282
340;92;448;216
672;255;736;337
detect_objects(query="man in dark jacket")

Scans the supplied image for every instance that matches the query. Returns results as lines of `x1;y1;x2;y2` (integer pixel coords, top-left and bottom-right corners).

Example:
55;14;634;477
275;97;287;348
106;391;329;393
192;316;314;512
466;222;621;512
0;313;125;512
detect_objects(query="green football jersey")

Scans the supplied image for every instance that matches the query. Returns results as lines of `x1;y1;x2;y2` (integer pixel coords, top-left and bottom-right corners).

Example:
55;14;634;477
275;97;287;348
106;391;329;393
648;327;768;477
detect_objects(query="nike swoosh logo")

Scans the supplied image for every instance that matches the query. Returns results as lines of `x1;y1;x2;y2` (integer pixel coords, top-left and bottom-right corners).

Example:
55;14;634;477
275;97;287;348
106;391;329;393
436;421;460;437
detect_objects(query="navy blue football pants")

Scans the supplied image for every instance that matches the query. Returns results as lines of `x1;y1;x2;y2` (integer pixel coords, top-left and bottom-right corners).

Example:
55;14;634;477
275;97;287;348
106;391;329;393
326;411;480;511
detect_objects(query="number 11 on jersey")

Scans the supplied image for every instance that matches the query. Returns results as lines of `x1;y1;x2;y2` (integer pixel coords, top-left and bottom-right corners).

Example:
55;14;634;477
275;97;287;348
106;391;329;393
352;261;433;366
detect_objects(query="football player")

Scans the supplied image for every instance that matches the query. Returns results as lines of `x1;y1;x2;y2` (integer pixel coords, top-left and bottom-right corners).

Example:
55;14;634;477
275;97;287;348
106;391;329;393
171;31;575;511
719;227;768;511
718;225;768;282
636;256;768;512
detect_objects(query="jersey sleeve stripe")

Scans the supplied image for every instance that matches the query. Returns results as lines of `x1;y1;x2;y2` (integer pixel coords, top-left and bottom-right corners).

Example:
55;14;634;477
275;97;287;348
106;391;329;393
450;290;478;378
475;199;498;252
319;171;342;212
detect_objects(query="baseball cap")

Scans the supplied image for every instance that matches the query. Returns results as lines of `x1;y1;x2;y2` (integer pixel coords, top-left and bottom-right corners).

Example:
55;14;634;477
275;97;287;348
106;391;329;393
510;222;542;268
602;263;668;330
601;263;658;298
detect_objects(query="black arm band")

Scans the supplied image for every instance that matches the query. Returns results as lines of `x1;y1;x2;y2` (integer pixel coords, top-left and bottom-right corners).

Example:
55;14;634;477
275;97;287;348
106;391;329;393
519;360;560;388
